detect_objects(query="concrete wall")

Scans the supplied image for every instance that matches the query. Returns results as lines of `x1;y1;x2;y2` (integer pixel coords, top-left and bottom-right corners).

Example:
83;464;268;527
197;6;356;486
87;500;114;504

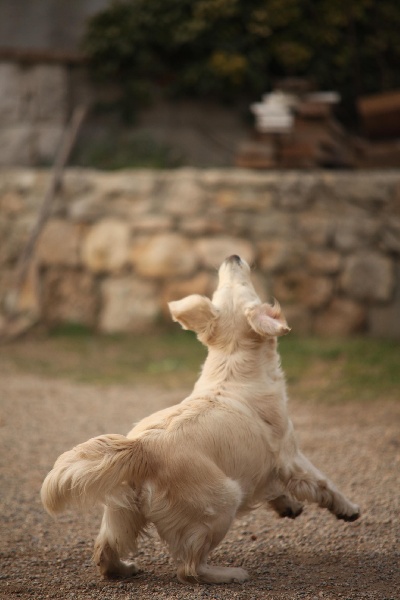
0;57;247;168
0;0;108;52
0;61;71;166
1;168;400;338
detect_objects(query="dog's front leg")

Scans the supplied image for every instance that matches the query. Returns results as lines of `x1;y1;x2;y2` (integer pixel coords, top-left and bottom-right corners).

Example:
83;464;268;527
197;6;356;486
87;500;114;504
285;452;360;521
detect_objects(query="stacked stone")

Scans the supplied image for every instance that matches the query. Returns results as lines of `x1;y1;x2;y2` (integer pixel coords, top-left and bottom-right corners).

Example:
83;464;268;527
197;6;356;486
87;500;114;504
0;168;399;337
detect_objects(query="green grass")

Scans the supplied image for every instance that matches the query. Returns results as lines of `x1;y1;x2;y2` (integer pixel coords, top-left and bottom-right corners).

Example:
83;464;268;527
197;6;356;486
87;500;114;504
2;327;205;389
71;131;183;170
1;328;399;403
279;336;400;403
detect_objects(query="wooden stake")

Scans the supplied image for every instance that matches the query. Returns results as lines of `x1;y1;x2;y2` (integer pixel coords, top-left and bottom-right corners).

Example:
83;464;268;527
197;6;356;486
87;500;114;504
15;105;87;290
0;105;88;342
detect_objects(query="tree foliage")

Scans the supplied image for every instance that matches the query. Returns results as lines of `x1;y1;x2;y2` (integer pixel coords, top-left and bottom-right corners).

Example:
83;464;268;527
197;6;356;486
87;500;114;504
83;0;400;122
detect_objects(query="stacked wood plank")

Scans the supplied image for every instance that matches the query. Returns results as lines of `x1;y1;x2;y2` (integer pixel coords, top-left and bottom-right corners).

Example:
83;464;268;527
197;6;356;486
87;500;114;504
237;86;400;169
357;91;400;138
354;91;400;167
236;90;356;169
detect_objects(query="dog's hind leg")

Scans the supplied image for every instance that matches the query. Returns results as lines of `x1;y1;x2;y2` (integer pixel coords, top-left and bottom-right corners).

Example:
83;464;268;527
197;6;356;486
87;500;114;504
175;509;250;585
94;505;146;578
268;494;304;519
285;452;360;522
155;478;249;585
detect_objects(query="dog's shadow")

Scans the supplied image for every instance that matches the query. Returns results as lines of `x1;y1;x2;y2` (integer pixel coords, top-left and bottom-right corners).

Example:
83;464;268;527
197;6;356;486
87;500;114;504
92;516;393;598
100;547;392;598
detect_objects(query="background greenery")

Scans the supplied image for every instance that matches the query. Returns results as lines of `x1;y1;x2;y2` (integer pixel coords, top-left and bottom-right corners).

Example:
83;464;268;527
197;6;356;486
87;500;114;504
3;328;399;403
83;0;400;125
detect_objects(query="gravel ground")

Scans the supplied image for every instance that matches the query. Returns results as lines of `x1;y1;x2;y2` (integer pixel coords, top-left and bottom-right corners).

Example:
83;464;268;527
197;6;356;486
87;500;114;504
0;372;399;600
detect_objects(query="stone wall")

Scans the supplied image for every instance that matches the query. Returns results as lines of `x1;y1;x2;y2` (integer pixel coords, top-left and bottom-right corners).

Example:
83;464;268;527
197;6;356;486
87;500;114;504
1;168;400;337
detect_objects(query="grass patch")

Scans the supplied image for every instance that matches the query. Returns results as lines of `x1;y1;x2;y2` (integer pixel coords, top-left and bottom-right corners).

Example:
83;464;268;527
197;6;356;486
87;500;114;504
279;336;400;403
2;328;205;389
72;131;183;170
1;330;399;403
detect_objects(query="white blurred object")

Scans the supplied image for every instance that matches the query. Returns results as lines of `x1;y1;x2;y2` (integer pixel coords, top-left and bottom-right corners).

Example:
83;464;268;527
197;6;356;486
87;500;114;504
250;90;341;134
250;92;294;133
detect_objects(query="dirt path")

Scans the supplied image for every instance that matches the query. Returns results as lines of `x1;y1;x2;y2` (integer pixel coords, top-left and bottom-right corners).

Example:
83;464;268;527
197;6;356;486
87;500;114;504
0;372;399;600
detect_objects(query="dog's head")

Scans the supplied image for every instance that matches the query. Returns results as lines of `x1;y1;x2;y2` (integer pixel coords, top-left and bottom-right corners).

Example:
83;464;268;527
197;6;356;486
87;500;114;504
168;255;290;346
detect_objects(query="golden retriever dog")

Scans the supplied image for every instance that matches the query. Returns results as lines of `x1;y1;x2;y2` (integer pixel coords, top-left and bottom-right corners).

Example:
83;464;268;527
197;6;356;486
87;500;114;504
41;255;360;585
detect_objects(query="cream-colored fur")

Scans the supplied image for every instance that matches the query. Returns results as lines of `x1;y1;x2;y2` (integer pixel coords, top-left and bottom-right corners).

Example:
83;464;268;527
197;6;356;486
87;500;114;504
41;255;360;585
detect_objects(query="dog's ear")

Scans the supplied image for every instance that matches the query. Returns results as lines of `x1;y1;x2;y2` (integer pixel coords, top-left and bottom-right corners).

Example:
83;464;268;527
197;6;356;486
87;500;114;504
245;300;290;337
168;295;220;337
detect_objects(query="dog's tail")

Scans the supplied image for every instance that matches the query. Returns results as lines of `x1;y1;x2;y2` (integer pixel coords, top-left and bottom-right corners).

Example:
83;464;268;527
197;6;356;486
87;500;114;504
41;434;151;517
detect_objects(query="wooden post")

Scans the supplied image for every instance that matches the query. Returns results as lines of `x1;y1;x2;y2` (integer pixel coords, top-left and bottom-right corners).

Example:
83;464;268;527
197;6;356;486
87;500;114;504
15;105;87;290
1;105;88;341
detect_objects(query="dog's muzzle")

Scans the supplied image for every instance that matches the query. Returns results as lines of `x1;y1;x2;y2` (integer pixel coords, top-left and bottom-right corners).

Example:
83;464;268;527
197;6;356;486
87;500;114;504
226;255;242;265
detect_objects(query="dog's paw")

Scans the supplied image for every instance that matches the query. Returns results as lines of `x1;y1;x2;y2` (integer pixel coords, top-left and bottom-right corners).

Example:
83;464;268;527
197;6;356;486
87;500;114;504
279;503;304;519
102;561;140;579
336;511;360;522
336;506;360;522
269;496;304;520
195;564;250;584
231;567;250;583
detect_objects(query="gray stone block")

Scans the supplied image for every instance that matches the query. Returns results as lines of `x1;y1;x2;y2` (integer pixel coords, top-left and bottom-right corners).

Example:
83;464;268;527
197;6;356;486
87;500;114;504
0;62;21;123
34;125;64;164
28;64;68;123
100;276;159;333
341;252;394;302
368;266;400;338
0;126;34;166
